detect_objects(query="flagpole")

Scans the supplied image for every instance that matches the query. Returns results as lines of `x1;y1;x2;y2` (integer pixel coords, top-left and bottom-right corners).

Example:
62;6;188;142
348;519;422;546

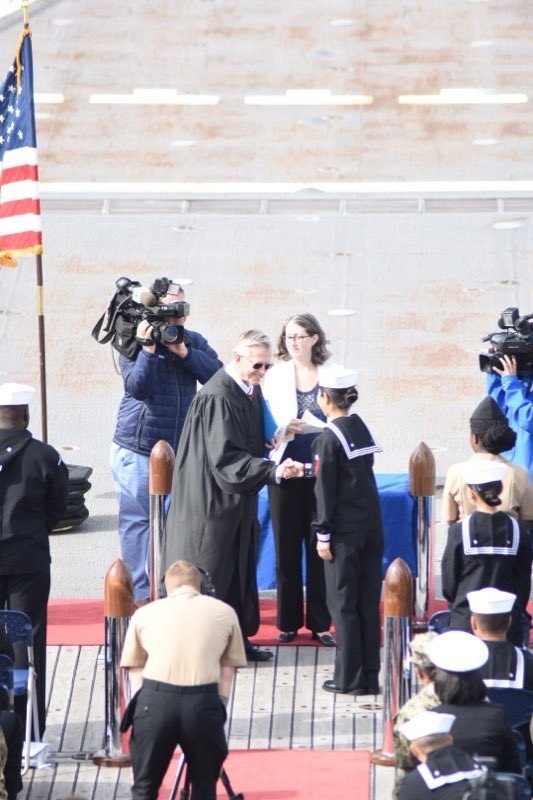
36;254;47;442
20;0;48;442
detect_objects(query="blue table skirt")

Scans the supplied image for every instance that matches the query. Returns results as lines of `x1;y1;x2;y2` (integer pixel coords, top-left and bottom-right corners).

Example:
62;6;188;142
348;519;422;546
257;473;418;590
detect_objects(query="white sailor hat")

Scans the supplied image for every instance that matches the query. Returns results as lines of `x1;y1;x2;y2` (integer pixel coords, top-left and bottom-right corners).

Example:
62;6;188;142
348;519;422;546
0;383;35;406
462;460;508;486
399;711;456;742
427;630;488;672
317;363;358;390
467;587;516;615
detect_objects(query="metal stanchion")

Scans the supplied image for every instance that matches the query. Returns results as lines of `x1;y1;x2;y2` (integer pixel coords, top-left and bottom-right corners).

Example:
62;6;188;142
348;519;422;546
371;557;413;766
93;559;134;767
409;442;436;628
149;439;175;602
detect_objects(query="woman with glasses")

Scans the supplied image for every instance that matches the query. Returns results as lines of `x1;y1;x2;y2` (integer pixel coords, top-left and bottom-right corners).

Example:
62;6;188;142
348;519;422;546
262;314;335;645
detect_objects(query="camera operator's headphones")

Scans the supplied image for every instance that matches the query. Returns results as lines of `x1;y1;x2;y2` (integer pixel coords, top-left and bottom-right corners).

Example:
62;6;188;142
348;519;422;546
198;566;216;597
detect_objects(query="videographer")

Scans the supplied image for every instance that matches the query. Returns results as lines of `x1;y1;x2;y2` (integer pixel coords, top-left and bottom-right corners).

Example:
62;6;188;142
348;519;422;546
120;560;247;800
487;354;533;481
110;280;222;605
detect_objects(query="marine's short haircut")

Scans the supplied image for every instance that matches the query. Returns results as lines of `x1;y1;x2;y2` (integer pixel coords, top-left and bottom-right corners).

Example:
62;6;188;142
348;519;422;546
164;560;202;592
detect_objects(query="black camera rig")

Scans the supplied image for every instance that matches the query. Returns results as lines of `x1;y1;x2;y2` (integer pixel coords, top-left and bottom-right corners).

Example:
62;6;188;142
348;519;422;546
479;307;533;378
92;276;190;358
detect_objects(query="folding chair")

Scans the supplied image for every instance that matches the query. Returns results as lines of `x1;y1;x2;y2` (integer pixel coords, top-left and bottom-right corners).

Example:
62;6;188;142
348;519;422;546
427;610;450;634
486;688;533;732
0;611;40;774
494;772;532;800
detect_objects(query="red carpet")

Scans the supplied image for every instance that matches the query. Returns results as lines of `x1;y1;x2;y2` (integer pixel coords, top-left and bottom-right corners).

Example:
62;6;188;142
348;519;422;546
159;749;370;800
47;598;328;647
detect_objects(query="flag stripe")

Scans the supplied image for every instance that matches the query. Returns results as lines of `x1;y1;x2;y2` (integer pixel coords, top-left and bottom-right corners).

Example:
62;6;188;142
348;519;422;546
0;33;43;259
0;178;40;202
1;163;39;186
0;201;41;223
0;231;42;252
0;211;41;234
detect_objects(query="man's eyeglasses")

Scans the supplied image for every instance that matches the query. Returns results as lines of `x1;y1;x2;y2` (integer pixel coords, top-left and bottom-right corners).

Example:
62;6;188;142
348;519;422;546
284;334;310;343
240;355;274;371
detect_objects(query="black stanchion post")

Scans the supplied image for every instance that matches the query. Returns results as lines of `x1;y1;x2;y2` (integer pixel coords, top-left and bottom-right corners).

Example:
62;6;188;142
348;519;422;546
149;440;175;601
371;557;413;767
409;442;436;629
93;559;134;767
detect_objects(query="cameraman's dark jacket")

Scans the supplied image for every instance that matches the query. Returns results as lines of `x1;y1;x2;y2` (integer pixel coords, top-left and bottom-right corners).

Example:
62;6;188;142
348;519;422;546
112;333;222;455
0;429;69;573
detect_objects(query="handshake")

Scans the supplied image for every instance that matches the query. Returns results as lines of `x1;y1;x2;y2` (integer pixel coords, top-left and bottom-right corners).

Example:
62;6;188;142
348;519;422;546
275;458;305;481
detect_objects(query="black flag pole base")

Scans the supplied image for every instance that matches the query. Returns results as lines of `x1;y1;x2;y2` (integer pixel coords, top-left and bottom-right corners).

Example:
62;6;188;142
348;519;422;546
169;753;244;800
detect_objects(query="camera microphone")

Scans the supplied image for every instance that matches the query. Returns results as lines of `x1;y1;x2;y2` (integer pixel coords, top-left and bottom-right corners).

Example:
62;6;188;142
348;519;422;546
131;286;158;307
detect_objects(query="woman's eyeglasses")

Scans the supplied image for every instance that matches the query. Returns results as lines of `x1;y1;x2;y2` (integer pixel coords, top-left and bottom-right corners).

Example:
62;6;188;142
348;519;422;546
284;334;310;342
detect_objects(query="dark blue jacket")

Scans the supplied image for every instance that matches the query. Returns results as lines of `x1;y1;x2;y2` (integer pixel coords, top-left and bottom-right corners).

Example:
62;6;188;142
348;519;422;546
112;330;222;455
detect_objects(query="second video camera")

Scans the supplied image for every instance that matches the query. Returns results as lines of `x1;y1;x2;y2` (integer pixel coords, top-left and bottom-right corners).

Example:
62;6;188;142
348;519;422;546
479;307;533;378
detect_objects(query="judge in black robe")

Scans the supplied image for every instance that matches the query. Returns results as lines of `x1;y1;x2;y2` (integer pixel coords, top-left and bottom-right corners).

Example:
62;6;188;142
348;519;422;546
163;331;291;645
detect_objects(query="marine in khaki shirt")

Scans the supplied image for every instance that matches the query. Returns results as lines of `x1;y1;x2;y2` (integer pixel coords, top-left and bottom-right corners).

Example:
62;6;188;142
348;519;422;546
442;397;533;525
120;560;247;800
121;584;247;688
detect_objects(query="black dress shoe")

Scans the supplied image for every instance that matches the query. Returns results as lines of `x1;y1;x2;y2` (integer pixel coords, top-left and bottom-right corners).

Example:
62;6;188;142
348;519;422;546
322;680;348;694
322;680;368;696
244;642;274;662
277;631;297;643
312;631;337;647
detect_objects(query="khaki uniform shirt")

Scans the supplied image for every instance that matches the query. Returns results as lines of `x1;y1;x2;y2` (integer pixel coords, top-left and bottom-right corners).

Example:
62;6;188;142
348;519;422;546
442;453;533;523
392;682;440;798
120;586;247;685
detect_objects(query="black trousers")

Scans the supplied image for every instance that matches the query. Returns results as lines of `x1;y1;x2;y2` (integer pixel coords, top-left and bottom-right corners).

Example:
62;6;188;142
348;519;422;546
268;479;330;633
0;570;50;738
130;681;228;800
324;530;383;692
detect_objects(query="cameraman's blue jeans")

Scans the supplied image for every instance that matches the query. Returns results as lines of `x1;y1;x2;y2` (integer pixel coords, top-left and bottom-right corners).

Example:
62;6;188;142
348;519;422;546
110;444;151;601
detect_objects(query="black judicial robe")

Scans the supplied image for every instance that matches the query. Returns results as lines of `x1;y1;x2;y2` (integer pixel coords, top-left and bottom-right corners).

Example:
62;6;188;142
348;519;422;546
162;368;277;636
441;511;532;634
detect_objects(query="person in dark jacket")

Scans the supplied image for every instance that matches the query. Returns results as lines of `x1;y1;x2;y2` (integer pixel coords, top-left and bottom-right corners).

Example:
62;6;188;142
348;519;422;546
0;383;69;737
309;364;384;695
110;280;222;604
397;711;484;800
441;459;532;646
427;631;521;774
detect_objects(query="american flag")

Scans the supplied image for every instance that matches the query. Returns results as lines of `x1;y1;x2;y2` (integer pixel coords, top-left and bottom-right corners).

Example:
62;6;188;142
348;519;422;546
0;29;42;261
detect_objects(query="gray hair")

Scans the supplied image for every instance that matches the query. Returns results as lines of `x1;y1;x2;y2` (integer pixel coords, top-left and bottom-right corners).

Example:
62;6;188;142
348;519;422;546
233;329;271;355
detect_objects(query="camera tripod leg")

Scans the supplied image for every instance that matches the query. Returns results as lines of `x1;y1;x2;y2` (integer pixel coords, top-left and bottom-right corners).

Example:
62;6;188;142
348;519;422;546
168;755;244;800
168;753;189;800
220;767;244;800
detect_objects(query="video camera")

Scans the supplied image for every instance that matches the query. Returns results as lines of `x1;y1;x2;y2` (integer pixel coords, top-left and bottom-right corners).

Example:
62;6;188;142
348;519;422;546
92;276;190;359
479;307;533;378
